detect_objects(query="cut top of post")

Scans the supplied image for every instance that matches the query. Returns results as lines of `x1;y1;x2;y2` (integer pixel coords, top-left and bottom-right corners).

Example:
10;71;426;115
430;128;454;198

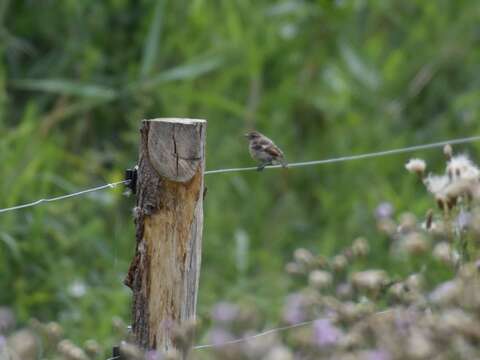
146;118;206;125
143;118;207;183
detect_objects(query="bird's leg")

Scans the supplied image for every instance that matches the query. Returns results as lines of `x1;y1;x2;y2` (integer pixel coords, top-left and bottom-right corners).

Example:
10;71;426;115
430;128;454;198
257;160;272;171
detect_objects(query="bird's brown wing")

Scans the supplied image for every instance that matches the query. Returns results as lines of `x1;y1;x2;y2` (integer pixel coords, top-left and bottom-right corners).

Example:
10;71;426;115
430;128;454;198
254;137;285;158
264;144;283;158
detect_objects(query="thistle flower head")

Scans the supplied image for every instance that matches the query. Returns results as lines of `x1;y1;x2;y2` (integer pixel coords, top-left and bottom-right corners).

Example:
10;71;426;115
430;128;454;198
331;255;348;272
375;202;394;219
211;302;238;324
352;237;370;257
0;307;15;334
309;270;333;290
351;270;389;292
446;154;479;181
405;158;426;176
293;248;315;269
283;294;307;324
312;319;343;347
423;174;449;196
399;233;430;256
443;144;453;159
263;346;294;360
429;280;461;305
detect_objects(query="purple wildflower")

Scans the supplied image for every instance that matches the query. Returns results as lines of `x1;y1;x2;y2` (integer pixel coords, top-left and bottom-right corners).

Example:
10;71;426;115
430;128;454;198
456;209;471;230
364;349;391;360
209;328;235;347
312;319;342;347
283;294;306;324
145;350;162;360
375;202;394;219
211;302;238;324
0;307;15;333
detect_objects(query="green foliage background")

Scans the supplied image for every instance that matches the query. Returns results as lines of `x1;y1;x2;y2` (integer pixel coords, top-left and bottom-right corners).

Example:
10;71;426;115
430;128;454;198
1;0;480;349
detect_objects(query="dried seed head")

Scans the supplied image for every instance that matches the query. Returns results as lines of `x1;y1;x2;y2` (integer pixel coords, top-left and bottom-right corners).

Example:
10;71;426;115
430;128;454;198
406;273;424;291
440;309;480;338
8;330;39;360
424;175;449;197
309;270;333;290
400;233;430;256
432;242;453;264
405;158;426;176
293;248;315;268
84;339;101;357
336;283;353;300
263;346;294;360
398;212;417;233
351;270;389;292
285;262;304;276
405;329;433;359
429;280;461;306
0;307;15;333
446;154;479;182
388;282;409;302
443;144;453;160
352;237;370;257
58;339;90;360
377;218;397;236
45;322;63;343
331;254;348;272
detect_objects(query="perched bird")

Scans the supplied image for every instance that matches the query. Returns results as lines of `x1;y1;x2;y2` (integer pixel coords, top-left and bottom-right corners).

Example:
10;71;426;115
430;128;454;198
245;131;288;171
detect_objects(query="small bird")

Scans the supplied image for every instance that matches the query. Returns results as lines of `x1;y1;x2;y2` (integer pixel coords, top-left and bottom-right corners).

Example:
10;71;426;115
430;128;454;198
245;131;288;171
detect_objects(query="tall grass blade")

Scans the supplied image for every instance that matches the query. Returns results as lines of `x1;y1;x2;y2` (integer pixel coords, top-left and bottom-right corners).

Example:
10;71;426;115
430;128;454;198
140;0;165;78
11;79;117;100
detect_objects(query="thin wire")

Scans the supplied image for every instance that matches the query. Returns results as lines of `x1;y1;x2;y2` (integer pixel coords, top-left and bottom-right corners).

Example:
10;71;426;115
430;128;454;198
193;309;393;350
193;320;314;350
0;180;129;214
204;135;480;175
104;310;394;356
2;135;480;214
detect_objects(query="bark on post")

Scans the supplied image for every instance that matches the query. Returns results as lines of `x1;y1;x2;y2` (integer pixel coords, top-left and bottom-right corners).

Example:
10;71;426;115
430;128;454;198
125;118;206;352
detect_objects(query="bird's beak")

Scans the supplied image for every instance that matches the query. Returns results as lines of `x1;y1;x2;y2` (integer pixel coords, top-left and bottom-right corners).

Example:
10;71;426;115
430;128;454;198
243;133;249;137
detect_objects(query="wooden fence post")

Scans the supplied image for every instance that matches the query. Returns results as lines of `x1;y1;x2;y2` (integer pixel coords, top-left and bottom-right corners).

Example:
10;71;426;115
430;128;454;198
124;118;206;352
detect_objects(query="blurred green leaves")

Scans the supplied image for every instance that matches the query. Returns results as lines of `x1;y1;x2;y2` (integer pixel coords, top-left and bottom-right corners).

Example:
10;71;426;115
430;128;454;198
11;79;117;100
140;0;164;78
2;0;480;351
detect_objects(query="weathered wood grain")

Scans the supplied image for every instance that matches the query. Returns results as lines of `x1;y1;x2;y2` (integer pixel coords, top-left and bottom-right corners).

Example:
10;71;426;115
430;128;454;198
125;118;206;352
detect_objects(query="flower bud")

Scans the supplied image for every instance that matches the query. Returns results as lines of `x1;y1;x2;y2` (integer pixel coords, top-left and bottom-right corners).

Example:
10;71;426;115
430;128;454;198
331;255;348;272
443;144;453;160
352;237;369;257
309;270;332;290
351;270;389;293
405;158;426;177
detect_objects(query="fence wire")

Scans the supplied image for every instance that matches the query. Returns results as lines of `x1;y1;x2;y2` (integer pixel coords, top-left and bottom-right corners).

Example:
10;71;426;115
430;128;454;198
2;135;480;214
0;180;129;214
106;310;394;358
